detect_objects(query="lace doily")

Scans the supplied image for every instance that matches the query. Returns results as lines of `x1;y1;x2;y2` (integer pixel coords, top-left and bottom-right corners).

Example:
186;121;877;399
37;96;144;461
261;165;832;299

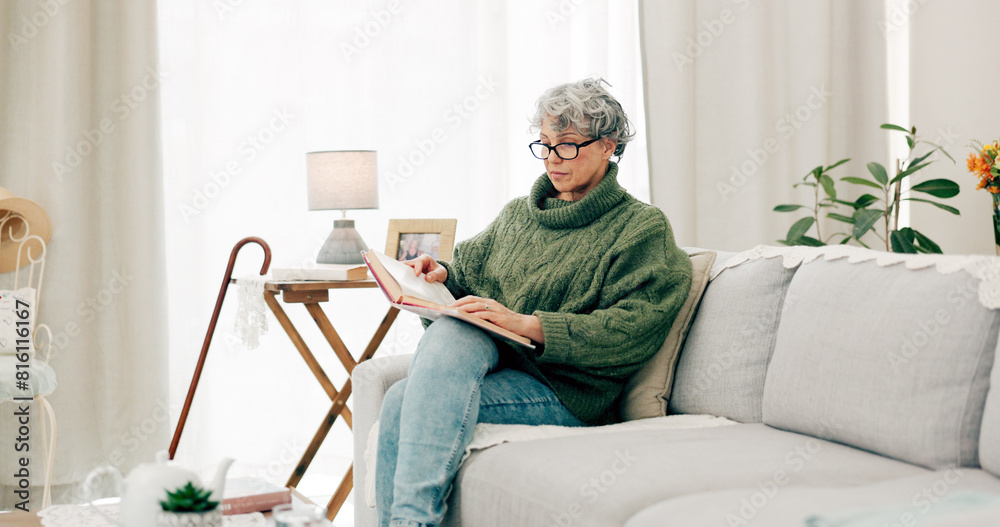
234;276;269;350
37;502;266;526
712;245;1000;309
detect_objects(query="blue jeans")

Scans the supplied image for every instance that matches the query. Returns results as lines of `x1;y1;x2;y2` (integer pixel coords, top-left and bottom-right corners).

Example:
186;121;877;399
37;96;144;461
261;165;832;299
376;318;586;527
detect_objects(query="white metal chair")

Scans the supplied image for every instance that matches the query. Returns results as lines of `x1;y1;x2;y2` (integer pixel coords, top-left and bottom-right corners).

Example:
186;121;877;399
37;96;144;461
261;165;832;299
0;213;56;509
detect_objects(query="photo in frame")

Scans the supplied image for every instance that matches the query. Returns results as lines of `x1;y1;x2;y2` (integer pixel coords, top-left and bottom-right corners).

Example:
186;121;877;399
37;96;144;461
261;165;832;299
385;219;457;262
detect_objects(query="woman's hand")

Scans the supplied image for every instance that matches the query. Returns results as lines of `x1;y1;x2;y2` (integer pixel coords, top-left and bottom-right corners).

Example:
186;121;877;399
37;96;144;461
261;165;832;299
451;296;545;344
404;254;448;283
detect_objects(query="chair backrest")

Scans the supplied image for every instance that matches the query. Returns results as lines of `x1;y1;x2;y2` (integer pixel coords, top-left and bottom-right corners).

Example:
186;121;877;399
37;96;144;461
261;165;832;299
1;214;50;360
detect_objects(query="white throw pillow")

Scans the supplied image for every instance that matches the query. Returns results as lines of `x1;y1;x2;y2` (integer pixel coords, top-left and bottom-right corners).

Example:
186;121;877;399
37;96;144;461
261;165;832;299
0;288;36;355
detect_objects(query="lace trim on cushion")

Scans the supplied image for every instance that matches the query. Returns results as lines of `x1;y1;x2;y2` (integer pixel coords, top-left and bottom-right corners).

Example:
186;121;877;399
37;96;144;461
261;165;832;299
712;245;1000;309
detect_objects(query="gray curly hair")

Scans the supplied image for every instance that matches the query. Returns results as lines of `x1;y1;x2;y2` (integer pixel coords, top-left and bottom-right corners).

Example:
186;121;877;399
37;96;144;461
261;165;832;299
530;78;635;157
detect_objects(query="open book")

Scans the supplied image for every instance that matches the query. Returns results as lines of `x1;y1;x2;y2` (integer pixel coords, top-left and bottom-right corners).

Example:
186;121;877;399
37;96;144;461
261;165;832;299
362;250;534;348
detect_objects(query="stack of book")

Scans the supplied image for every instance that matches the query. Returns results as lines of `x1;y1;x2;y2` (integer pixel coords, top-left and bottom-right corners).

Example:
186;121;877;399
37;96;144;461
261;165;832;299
270;263;368;281
220;477;292;515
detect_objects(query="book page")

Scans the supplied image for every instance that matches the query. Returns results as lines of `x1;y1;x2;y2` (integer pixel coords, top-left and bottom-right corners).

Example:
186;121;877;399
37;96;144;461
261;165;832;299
370;251;456;307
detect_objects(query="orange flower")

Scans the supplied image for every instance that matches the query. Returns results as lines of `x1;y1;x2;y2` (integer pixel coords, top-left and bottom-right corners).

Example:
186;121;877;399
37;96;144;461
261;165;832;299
968;153;993;178
969;139;1000;192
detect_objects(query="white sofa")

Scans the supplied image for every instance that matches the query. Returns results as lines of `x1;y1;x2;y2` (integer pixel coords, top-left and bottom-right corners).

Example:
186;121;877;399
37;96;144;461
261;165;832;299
352;245;1000;526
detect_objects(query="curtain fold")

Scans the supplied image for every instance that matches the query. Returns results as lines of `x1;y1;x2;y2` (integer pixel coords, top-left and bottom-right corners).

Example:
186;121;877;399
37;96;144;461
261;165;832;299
640;0;889;250
0;0;167;509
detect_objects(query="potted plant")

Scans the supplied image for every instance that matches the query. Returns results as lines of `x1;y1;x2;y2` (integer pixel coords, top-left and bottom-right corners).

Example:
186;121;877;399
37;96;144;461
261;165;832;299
774;123;960;253
158;481;222;527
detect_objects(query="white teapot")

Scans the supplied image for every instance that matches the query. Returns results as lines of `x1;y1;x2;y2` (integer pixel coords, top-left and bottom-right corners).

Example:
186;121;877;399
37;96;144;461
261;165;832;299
86;451;233;527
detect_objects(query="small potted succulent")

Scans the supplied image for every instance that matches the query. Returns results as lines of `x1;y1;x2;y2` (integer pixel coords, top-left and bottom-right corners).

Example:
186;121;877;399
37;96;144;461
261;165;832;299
158;481;222;527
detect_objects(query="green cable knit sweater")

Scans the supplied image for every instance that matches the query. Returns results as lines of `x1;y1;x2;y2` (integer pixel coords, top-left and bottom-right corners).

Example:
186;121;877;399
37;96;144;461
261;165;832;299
438;163;692;425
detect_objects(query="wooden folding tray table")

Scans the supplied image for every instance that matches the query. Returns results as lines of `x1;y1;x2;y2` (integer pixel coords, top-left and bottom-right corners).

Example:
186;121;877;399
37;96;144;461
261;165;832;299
262;278;399;520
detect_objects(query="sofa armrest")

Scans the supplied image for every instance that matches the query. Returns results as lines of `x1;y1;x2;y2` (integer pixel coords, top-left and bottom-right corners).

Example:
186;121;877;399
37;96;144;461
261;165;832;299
352;353;412;527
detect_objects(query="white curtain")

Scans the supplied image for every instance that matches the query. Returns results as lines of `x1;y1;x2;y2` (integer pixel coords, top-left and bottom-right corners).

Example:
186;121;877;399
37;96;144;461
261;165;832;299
640;0;890;251
909;0;1000;255
157;0;647;519
0;0;167;509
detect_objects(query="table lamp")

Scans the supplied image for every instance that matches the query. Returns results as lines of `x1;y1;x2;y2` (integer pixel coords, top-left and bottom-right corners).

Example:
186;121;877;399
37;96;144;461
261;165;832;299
307;150;379;265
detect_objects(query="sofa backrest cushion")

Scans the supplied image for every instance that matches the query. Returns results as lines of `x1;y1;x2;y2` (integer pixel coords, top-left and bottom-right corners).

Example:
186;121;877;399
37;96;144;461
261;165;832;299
668;253;797;423
980;343;1000;477
620;250;716;420
762;257;1000;469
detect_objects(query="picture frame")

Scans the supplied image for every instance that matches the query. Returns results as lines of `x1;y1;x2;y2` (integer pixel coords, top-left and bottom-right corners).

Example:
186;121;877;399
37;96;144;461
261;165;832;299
385;219;458;262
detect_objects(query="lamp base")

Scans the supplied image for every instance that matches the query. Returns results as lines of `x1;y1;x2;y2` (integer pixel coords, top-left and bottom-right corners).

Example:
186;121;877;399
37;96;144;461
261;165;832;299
316;219;368;265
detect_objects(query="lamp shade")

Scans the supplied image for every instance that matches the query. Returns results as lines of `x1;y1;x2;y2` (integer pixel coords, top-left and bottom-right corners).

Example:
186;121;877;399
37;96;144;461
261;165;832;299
307;150;379;211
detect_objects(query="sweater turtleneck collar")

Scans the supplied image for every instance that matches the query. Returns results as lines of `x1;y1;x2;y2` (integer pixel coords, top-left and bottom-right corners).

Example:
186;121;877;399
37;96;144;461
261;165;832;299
528;162;627;229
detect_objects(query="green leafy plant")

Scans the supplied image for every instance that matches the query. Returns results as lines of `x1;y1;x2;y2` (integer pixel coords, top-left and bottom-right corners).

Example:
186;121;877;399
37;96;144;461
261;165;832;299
774;158;852;246
774;123;960;253
159;482;219;513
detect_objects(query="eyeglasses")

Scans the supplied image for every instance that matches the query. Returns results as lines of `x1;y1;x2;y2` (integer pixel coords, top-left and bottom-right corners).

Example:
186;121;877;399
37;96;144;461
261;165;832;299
528;138;600;160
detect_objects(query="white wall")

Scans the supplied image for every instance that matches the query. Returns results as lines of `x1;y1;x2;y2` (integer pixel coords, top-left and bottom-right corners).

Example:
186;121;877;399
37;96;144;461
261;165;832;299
910;0;1000;255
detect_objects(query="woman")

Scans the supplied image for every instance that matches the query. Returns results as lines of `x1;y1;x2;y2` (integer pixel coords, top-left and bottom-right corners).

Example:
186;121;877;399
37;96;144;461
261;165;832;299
376;78;692;527
398;237;423;261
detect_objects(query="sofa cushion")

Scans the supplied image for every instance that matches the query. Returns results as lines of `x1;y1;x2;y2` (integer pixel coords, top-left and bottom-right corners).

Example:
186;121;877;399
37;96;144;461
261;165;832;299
980;340;1000;477
445;423;926;527
623;469;1000;527
669;252;796;422
762;257;1000;470
620;250;715;420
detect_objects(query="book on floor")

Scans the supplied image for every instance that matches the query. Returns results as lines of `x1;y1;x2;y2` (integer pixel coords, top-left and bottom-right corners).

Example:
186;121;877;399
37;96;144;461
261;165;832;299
362;249;534;348
270;263;368;281
220;477;292;515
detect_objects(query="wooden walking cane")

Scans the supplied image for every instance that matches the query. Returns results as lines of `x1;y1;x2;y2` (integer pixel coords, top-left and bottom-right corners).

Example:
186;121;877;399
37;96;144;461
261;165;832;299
169;237;271;460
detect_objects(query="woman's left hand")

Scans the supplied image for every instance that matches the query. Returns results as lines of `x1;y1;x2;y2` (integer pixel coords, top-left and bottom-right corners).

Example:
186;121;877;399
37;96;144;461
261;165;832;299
451;296;545;344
